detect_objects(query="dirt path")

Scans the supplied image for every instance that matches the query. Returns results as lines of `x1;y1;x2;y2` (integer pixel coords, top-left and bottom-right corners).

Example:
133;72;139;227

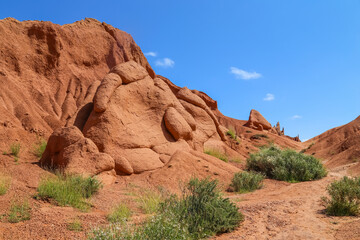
215;167;360;240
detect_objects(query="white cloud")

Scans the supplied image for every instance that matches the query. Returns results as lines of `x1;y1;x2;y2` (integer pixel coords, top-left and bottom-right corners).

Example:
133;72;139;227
155;58;175;68
263;93;275;101
144;52;157;57
230;67;262;80
291;115;302;120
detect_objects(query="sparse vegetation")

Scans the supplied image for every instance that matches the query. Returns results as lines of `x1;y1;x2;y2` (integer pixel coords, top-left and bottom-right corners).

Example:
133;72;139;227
37;174;102;211
33;139;47;159
204;148;228;162
226;127;237;140
323;176;360;216
0;173;11;195
250;134;268;140
246;145;327;182
300;142;315;153
8;200;31;223
137;190;163;214
246;130;252;133
10;142;21;157
107;203;132;223
230;171;264;193
89;178;243;240
68;219;83;231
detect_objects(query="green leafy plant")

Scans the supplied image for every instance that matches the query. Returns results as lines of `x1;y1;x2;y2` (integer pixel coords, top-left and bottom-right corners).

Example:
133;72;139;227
230;171;264;193
246;145;327;182
10;143;21;157
204;149;228;162
33;139;47;159
0;173;11;195
160;178;243;239
37;174;102;211
68;219;83;231
8;200;31;223
323;176;360;216
107;203;132;223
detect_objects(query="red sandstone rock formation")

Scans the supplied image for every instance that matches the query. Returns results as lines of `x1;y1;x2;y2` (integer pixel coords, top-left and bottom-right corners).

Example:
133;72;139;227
244;109;272;131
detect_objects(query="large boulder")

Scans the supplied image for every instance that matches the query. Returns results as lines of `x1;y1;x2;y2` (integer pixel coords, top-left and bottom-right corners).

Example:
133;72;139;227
40;126;115;176
164;107;193;140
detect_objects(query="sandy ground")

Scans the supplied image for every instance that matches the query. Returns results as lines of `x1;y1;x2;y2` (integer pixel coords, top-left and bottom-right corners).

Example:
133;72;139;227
215;164;360;240
0;151;359;239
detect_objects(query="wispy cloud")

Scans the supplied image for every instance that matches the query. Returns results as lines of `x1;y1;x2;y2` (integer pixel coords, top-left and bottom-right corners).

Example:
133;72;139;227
144;51;157;57
230;67;262;80
263;93;275;101
155;58;175;68
291;115;302;120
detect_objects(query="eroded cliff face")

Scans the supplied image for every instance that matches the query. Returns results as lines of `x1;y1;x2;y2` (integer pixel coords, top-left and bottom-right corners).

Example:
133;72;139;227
0;17;153;134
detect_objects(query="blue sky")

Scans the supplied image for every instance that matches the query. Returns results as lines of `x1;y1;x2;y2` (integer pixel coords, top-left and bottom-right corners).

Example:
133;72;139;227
2;1;360;140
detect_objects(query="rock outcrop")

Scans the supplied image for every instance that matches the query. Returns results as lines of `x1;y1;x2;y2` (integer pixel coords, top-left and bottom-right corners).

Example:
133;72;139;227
244;109;272;131
41;60;227;176
40;126;115;176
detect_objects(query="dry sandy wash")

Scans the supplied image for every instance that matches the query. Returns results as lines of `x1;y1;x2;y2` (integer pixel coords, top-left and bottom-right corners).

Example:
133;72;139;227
0;18;359;239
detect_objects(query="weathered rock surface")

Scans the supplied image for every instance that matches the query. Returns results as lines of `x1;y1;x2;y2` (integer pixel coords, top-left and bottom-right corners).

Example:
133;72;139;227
53;61;225;175
244;109;272;131
40;126;115;175
0;18;153;135
164;107;192;140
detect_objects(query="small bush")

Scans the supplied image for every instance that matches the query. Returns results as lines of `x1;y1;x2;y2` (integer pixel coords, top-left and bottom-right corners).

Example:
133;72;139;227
204;149;228;162
230;171;264;193
37;174;102;211
226;128;237;140
247;145;327;182
33;139;47;159
323;176;360;216
68;219;83;231
161;178;243;239
10;143;20;157
8;201;31;223
107;203;132;223
0;173;11;195
250;134;268;140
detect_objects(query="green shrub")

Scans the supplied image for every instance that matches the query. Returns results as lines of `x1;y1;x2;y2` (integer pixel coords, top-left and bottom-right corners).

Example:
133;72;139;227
107;203;132;223
10;143;20;157
8;200;31;223
68;219;83;231
226;128;237;140
33;139;47;159
37;174;102;211
204;149;228;162
250;134;268;140
323;176;360;216
0;173;11;195
246;145;327;182
160;178;243;239
88;178;242;240
230;171;264;193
